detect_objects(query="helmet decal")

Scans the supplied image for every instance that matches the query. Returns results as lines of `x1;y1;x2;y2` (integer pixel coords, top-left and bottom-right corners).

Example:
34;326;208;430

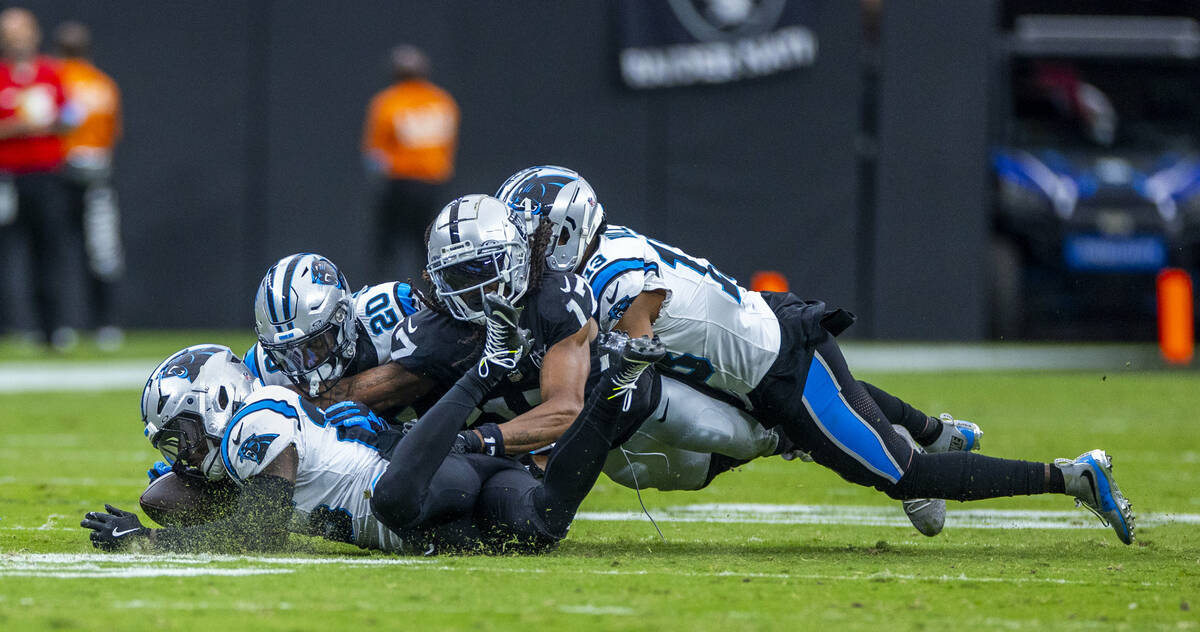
309;258;343;288
158;347;221;383
507;174;576;216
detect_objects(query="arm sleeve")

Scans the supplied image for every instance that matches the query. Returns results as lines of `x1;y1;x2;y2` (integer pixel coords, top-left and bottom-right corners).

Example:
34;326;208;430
151;474;294;552
390;309;480;386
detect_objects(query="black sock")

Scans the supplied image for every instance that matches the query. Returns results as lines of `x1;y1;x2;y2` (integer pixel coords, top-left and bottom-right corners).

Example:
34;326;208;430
1048;464;1065;494
894;452;1051;501
702;454;752;488
861;381;941;446
533;369;656;537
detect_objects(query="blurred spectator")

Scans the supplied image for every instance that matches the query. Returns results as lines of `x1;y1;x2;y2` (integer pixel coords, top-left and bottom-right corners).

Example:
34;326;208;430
55;21;125;351
0;7;72;349
361;44;458;283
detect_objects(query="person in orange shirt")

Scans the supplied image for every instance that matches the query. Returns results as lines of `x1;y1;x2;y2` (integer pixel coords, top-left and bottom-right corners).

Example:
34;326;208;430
362;45;458;283
55;21;124;350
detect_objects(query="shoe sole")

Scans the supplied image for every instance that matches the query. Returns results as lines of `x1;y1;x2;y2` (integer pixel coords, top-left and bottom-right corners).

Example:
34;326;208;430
903;498;945;537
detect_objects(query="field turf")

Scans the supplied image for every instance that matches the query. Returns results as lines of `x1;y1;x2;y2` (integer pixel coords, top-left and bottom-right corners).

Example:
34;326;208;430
1;333;1198;630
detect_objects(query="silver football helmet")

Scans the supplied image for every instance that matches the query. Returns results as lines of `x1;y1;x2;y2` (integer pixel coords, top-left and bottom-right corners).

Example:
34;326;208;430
253;253;357;397
140;344;257;481
496;165;606;273
426;194;530;324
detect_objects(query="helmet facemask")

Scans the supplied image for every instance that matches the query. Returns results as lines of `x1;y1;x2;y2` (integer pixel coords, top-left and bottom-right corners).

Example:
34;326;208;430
151;410;225;480
428;239;529;324
254;254;358;397
141;344;256;481
261;299;355;397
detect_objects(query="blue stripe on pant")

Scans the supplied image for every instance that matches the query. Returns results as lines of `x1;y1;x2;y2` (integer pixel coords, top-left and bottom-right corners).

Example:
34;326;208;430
802;352;905;483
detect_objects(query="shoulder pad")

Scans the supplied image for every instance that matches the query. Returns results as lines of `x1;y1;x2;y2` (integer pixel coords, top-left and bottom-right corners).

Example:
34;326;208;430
219;386;306;484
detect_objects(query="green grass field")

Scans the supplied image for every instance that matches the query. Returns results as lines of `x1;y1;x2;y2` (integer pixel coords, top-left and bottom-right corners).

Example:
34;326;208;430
1;333;1198;630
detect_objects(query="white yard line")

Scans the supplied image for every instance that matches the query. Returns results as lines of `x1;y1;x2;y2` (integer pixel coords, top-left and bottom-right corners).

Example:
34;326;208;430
0;344;1167;393
573;503;1200;530
4;504;1196;538
0;553;1138;587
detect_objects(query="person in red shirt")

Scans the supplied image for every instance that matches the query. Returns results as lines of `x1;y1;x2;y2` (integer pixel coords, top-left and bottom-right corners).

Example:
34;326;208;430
361;45;459;284
0;7;72;349
56;21;125;351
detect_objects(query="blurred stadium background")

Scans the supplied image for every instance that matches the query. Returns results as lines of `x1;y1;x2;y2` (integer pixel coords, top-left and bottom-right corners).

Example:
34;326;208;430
0;0;1194;358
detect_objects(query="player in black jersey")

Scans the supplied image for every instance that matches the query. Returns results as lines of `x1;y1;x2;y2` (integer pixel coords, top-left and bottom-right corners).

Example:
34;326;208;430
313;193;656;458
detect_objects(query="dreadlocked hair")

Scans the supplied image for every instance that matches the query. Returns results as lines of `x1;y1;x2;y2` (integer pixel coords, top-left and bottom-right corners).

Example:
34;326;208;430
525;219;553;294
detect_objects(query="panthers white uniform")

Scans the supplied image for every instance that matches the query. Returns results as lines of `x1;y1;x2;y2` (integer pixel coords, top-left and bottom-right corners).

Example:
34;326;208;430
219;385;404;552
581;226;781;396
246;281;421;386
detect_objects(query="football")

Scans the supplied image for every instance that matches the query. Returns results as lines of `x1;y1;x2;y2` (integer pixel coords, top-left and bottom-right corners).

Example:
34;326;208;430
138;471;239;527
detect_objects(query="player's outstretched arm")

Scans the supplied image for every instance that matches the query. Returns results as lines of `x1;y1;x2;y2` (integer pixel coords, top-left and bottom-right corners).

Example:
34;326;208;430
82;446;299;553
303;361;435;412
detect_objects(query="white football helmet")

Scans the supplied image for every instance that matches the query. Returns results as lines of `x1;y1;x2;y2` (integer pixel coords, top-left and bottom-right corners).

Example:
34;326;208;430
496;165;606;273
253;253;357;396
141;344;257;481
426;194;530;324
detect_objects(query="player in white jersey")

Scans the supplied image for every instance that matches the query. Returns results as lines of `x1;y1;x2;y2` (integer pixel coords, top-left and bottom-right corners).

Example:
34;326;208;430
497;165;1136;545
248;253;421;397
82;299;667;554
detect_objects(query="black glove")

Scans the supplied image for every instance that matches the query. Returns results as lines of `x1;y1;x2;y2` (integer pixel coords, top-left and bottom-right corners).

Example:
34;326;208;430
452;430;483;454
81;504;151;551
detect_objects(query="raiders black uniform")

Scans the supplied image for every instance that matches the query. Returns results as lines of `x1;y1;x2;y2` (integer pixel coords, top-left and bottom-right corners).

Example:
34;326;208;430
389;269;607;423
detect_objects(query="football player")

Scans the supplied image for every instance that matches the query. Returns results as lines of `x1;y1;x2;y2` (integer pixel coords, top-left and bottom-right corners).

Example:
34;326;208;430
81;298;664;554
245;252;421;399
500;165;1135;545
311;193;625;460
143;253;421;484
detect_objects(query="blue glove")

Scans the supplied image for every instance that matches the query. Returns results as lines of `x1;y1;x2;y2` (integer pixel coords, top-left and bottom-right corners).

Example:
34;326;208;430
324;401;388;433
147;461;172;481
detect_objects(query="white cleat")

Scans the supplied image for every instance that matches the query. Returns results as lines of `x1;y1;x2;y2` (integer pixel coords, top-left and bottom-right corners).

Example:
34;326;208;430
1055;449;1135;545
926;413;983;453
894;425;945;537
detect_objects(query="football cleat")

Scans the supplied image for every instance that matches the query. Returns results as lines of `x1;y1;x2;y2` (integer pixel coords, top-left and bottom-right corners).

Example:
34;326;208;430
894;425;946;537
1055;449;1135;545
925;413;983;453
600;332;665;412
477;293;529;379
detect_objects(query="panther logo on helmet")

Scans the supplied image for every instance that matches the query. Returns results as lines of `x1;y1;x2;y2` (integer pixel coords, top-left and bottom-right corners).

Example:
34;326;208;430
309;258;344;287
157;347;222;383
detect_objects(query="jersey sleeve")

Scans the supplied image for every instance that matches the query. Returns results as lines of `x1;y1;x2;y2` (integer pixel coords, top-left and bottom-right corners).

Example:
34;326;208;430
581;243;652;332
390;308;479;386
536;271;597;346
353;282;423;365
219;391;302;484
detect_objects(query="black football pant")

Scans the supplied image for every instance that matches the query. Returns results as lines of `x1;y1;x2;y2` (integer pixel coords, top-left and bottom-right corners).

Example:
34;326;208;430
369;362;656;553
1;172;69;341
752;294;1051;501
64;177;122;329
375;178;444;285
